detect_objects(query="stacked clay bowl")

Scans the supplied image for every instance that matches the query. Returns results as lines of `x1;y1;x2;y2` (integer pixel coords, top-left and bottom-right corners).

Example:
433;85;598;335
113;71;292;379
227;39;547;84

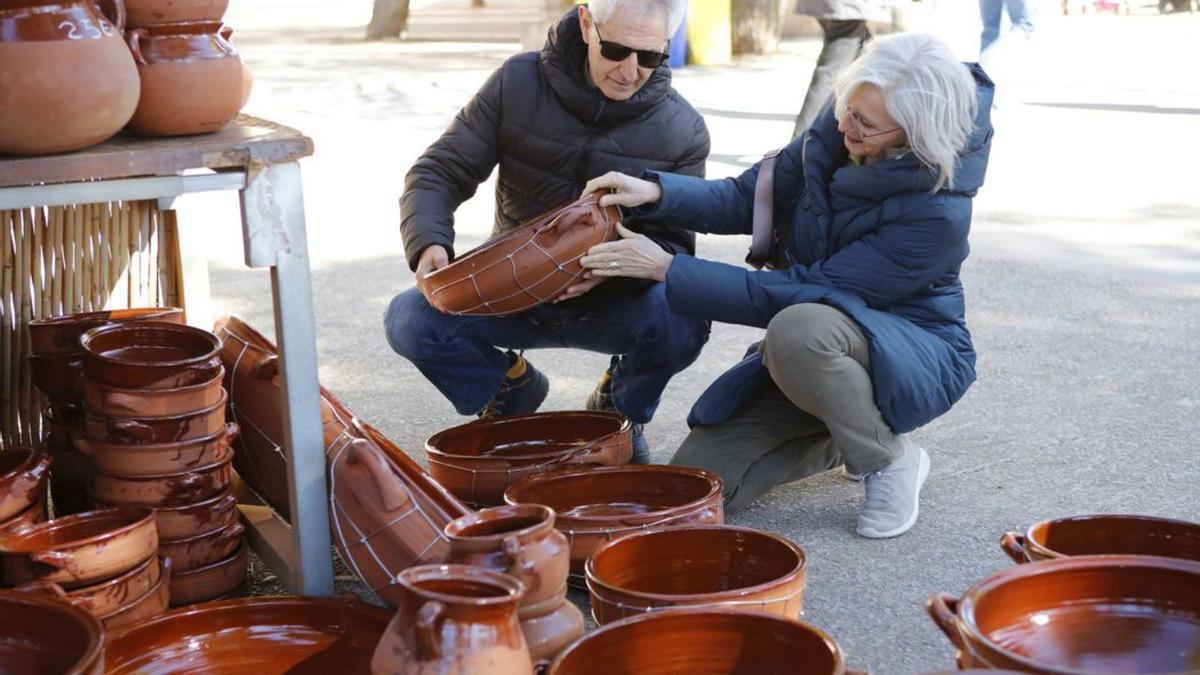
427;411;633;507
504;465;724;583
79;322;246;606
0;589;104;674
445;504;584;663
28;308;183;516
0;449;52;536
586;524;807;625
0;506;170;630
1001;514;1200;564
548;608;850;675
105;596;391;673
927;554;1200;672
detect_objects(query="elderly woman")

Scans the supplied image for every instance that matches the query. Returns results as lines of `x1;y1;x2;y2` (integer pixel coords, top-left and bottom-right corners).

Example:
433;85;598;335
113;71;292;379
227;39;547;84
579;34;993;538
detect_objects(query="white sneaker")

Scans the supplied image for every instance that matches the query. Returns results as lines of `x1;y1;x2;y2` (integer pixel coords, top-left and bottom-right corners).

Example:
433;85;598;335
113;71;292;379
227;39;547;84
856;441;930;539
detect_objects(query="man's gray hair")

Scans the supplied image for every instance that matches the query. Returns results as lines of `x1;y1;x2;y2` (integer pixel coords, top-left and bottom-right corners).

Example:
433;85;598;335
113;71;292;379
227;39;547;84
834;34;978;192
589;0;687;36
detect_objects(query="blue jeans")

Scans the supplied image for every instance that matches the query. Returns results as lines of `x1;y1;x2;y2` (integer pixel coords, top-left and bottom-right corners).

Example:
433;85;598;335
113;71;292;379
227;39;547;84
383;283;710;424
980;0;1034;53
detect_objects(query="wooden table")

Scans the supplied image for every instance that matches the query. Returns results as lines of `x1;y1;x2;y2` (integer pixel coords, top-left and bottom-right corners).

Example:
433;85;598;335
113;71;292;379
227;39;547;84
0;115;335;596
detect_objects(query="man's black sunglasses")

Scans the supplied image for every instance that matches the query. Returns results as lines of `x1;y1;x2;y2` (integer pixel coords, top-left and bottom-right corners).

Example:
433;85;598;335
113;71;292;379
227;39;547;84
595;24;670;68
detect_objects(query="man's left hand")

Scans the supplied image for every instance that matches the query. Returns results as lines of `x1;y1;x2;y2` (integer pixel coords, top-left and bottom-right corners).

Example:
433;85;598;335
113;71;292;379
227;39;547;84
553;275;605;303
580;223;673;282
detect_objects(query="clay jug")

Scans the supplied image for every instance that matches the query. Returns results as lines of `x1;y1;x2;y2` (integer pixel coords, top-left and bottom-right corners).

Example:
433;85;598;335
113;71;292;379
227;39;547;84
0;0;140;155
371;564;533;675
125;21;243;136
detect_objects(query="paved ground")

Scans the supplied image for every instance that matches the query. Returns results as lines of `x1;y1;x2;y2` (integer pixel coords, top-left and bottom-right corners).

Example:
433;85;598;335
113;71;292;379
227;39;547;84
186;2;1200;672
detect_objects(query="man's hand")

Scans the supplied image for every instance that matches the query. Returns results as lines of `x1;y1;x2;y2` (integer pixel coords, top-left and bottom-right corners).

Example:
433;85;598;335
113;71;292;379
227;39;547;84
582;171;663;210
580;223;673;282
553;274;605;303
416;245;449;280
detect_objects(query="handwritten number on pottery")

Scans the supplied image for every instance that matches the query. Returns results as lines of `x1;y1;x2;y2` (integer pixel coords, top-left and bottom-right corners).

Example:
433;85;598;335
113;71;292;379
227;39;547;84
57;19;105;39
58;20;81;39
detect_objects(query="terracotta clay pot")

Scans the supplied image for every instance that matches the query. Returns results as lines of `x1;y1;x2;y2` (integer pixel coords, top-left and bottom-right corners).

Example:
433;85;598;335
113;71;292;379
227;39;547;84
83;390;227;444
16;553;161;617
125;22;244;136
372;564;533;675
0;449;52;522
29;308;184;357
83;366;225;417
124;0;228;25
167;541;246;606
1001;514;1200;564
118;487;238;540
0;589;104;675
157;519;243;572
548;608;849;675
0;0;138;155
427;411;633;506
419;193;620;316
504;465;724;583
927;554;1200;673
105;596;391;673
80;322;222;390
77;422;237;478
586;524;807;625
0;506;157;588
92;456;233;507
99;557;171;630
44;424;94;517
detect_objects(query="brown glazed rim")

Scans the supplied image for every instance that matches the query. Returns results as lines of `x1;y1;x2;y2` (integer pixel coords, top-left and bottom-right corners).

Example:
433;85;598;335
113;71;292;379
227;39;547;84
504;465;723;524
98;557;171;622
586;524;807;603
0;506;155;553
86;388;228;423
171;541;246;579
425;411;630;462
28;307;183;329
0;447;43;480
0;589;104;672
93;455;232;482
444;504;555;541
80;322;222;368
159;518;243;547
956;554;1200;675
1021;513;1200;559
87;366;226;397
548;606;844;673
398;564;523;606
80;422;238;454
66;553;159;598
149;489;237;515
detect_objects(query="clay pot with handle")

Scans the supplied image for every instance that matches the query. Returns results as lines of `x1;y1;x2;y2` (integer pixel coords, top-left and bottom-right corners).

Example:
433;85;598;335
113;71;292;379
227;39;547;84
0;0;139;154
1000;514;1200;564
0;506;158;588
0;449;52;523
15;553;161;617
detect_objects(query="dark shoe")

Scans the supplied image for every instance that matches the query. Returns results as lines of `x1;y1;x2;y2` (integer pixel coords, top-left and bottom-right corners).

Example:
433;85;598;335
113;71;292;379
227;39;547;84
479;352;549;419
629;423;651;464
588;365;651;464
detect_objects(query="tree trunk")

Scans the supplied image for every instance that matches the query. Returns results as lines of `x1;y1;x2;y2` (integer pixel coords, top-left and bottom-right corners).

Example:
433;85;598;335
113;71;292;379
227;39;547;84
366;0;411;40
732;0;784;55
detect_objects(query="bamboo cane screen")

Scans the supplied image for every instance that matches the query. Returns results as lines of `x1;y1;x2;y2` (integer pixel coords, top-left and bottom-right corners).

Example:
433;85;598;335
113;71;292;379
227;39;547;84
0;201;182;448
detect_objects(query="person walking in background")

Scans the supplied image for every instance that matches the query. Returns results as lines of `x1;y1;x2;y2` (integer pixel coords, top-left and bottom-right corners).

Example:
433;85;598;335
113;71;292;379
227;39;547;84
791;0;891;140
980;0;1034;54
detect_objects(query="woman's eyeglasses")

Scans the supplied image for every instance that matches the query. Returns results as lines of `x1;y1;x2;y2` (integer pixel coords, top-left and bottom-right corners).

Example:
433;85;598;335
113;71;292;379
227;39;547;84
845;108;901;139
594;24;670;68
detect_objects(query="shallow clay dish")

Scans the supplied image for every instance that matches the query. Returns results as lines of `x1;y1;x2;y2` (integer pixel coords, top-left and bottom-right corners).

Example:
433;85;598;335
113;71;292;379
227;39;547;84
132;488;239;540
0;589;104;675
168;542;247;606
928;554;1200;672
158;519;243;572
0;506;157;588
1001;514;1200;564
16;553;162;618
100;557;171;630
505;465;724;582
80;322;222;390
0;448;52;522
105;596;391;673
83;389;228;444
28;308;183;357
84;367;225;417
427;411;632;506
0;494;47;534
77;423;237;478
92;456;233;507
548;608;849;675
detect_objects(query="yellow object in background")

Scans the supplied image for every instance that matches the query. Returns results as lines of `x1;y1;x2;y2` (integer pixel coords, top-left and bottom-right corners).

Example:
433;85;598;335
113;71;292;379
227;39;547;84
686;0;731;65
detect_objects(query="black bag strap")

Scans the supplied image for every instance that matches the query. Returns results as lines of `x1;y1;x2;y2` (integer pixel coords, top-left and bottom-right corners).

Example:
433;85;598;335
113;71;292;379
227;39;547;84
746;148;781;270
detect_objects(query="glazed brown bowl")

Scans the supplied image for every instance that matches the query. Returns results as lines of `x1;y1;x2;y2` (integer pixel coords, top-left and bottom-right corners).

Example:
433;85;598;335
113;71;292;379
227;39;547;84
1001;514;1200;564
29;307;184;356
548;608;848;675
158;519;244;572
100;557;171;630
80;322;222;390
131;488;239;540
125;0;230;25
168;542;247;606
586;524;806;624
83;366;225;417
105;596;391;673
928;554;1200;672
16;553;162;618
92;456;234;507
504;465;724;583
0;448;52;522
77;422;237;478
0;589;104;674
427;411;632;506
83;389;228;445
29;352;86;401
0;506;158;588
0;494;47;534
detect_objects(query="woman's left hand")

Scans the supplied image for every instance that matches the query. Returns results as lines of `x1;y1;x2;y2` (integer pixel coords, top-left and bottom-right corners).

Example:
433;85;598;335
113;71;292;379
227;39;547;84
580;223;674;281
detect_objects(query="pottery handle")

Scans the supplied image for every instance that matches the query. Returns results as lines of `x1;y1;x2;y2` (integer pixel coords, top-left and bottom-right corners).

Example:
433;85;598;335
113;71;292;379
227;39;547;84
502;535;536;576
95;0;126;34
14;579;69;600
30;549;75;569
126;28;148;66
999;532;1028;564
221;25;234;40
107;417;154;442
213;521;245;544
415;601;445;660
925;593;965;651
221;422;241;445
253;355;279;381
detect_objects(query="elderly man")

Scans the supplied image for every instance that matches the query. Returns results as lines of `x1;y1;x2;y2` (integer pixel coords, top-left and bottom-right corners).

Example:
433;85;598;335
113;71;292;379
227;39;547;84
384;0;710;463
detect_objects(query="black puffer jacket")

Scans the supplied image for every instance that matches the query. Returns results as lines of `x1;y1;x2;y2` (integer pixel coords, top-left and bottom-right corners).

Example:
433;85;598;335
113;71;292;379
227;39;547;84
401;9;711;293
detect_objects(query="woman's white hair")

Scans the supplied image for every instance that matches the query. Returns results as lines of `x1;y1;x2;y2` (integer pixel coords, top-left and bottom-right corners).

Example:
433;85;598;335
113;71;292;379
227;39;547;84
834;33;979;191
589;0;687;36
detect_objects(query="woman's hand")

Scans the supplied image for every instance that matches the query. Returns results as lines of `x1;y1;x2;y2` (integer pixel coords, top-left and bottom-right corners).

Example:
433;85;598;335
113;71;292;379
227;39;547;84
580;223;673;282
582;172;663;210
